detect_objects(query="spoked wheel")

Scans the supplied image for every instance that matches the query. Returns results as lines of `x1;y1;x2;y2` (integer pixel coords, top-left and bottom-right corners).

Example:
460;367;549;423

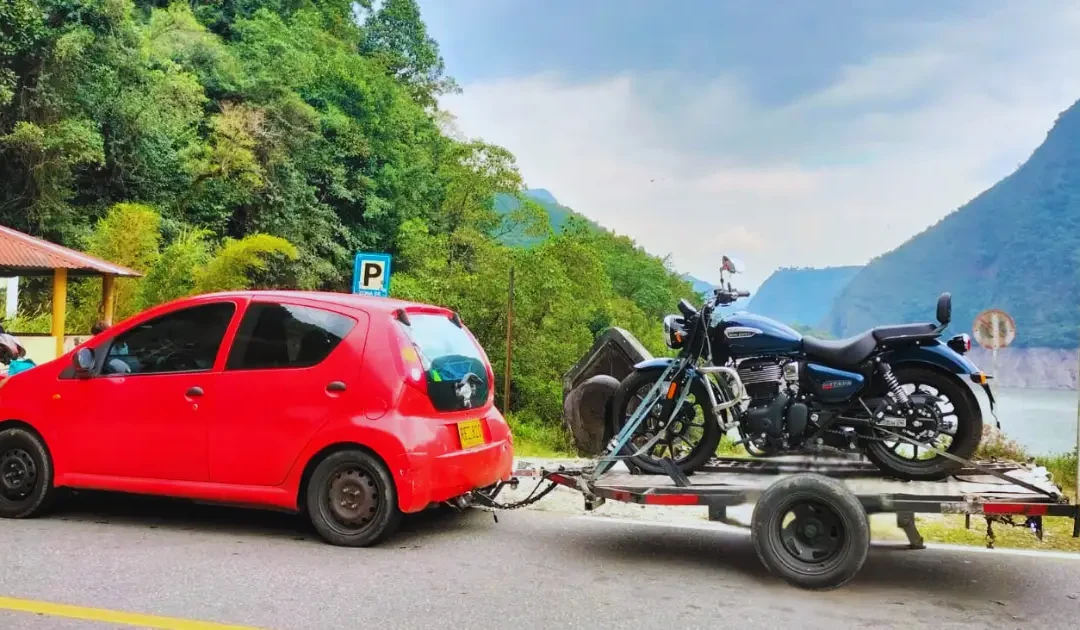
863;366;982;481
610;369;722;474
0;427;55;519
751;473;869;590
306;450;402;547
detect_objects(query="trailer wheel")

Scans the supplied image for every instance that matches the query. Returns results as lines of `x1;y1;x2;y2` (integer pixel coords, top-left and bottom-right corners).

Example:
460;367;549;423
751;473;869;590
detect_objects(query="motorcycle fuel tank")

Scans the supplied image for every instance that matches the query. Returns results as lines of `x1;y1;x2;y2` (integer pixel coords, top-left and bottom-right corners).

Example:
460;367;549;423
804;363;865;403
715;312;803;357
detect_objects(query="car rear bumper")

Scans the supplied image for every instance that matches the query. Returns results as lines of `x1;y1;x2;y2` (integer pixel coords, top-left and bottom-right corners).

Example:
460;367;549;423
393;413;515;513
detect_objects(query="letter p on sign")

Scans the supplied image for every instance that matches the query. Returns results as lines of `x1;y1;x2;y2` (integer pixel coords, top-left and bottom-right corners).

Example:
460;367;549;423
352;253;392;297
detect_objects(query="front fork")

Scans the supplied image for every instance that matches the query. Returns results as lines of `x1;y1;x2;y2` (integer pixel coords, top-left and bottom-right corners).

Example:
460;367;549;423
592;363;745;478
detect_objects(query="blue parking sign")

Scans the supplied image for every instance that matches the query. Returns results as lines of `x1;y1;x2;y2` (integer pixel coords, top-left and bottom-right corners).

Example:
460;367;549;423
352;253;392;297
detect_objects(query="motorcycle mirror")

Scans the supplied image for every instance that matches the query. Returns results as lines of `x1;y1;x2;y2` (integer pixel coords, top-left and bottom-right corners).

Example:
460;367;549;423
721;256;744;274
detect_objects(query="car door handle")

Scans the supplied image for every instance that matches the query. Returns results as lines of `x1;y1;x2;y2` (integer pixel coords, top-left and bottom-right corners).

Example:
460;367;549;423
186;386;204;397
326;381;347;393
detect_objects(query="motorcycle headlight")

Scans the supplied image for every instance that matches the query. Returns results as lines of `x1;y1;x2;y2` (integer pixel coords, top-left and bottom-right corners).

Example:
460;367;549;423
663;315;686;349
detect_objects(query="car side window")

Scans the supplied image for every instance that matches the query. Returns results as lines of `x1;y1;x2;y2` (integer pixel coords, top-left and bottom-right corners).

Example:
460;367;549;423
101;303;237;376
226;303;356;371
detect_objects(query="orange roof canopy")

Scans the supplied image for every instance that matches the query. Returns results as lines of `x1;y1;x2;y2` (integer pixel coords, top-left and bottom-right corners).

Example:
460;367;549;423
0;225;141;278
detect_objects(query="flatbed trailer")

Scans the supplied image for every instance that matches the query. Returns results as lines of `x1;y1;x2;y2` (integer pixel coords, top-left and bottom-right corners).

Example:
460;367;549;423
501;454;1079;590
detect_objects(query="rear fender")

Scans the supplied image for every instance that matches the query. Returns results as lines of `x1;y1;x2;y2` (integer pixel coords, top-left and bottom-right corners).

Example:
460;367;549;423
884;341;980;375
883;342;987;414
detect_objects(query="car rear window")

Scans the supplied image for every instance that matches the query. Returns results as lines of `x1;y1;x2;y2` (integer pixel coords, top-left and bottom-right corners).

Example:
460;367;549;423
398;313;490;411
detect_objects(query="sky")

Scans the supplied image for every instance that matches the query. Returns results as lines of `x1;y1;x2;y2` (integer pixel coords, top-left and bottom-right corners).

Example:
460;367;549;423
420;0;1080;290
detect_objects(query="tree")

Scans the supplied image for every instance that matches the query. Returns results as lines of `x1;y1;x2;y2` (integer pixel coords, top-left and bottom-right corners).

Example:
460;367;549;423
359;0;459;107
0;0;703;449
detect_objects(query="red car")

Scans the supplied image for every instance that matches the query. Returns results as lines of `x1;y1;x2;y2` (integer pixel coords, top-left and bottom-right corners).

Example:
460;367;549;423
0;292;514;546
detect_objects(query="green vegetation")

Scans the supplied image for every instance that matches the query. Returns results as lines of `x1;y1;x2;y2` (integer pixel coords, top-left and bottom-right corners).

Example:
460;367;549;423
0;0;698;447
825;99;1080;348
508;412;576;458
746;266;862;329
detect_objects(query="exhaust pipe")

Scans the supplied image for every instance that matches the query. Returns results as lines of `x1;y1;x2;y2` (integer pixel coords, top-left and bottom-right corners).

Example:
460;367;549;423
447;492;474;510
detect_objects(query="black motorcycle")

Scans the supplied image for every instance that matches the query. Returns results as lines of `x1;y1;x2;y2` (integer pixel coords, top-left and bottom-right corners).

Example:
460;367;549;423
608;257;993;481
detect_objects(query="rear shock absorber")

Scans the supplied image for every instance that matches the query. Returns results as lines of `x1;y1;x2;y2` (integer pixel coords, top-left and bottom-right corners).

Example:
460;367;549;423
875;360;911;408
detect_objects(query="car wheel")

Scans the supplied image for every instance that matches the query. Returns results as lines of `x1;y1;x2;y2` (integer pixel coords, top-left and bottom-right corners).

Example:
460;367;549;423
0;427;55;519
305;450;402;547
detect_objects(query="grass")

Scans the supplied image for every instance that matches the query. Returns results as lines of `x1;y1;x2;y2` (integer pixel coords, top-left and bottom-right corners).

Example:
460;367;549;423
716;433;750;457
912;514;1080;552
507;412;577;458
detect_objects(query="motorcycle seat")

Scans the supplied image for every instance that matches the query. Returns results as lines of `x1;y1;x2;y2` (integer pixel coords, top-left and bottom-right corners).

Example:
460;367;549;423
871;323;940;344
802;331;877;366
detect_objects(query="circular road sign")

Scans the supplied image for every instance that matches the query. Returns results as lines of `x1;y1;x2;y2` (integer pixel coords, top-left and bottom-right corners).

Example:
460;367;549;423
972;309;1016;350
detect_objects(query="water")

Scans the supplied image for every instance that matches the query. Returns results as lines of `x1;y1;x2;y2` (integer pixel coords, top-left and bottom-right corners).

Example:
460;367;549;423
992;387;1078;455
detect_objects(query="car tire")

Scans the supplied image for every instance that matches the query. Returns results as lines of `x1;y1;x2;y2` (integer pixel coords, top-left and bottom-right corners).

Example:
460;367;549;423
305;450;402;547
0;426;56;519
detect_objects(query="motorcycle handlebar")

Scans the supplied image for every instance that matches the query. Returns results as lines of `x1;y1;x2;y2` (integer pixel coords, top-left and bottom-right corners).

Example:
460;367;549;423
712;288;751;304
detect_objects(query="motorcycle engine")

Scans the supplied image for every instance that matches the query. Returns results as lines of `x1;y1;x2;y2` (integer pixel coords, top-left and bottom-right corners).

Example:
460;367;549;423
737;358;784;405
737;357;809;443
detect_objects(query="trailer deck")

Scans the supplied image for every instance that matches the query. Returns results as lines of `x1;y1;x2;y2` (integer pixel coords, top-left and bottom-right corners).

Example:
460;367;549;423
492;453;1080;589
510;454;1079;549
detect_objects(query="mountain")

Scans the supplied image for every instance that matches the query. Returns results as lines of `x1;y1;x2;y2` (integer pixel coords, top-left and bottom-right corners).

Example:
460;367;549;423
681;273;716;297
746;266;863;327
493;189;598;246
522;188;559;205
826;99;1080;349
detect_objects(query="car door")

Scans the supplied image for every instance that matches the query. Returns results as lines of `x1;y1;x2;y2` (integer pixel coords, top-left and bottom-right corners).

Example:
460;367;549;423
66;300;239;482
208;298;368;486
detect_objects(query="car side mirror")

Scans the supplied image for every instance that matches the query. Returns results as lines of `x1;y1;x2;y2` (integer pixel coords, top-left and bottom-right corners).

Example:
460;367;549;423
936;293;952;327
73;348;95;376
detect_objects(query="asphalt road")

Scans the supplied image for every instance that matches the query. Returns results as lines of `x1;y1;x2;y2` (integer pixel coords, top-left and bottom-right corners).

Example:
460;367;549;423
1;492;1079;629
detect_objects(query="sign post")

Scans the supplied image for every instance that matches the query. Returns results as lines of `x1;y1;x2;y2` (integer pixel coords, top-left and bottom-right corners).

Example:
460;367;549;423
1075;329;1080;508
352;253;392;297
972;308;1017;381
504;267;514;410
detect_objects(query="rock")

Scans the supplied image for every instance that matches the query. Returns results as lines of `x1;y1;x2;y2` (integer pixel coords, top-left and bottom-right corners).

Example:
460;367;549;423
563;375;620;454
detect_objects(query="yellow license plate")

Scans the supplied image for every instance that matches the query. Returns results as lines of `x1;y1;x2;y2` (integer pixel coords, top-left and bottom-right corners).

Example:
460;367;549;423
457;419;485;449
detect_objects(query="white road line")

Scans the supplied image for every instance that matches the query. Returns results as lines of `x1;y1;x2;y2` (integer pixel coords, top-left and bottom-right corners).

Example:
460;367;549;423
570;514;1080;561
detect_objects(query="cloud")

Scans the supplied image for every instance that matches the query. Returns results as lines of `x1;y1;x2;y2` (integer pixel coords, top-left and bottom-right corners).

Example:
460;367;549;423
439;3;1080;290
